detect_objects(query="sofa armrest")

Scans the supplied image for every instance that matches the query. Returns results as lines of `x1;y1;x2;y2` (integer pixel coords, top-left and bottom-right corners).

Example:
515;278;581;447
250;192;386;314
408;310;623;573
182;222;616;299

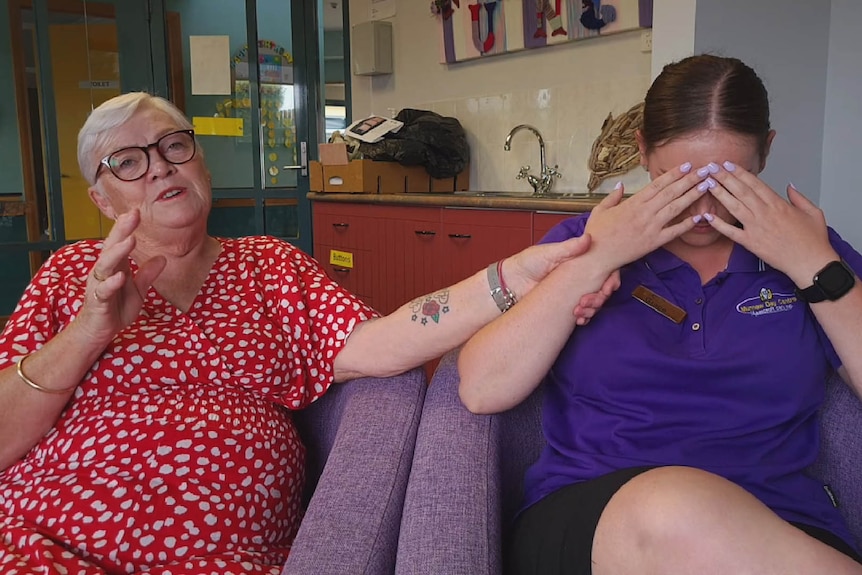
284;368;427;575
396;349;545;575
809;373;862;549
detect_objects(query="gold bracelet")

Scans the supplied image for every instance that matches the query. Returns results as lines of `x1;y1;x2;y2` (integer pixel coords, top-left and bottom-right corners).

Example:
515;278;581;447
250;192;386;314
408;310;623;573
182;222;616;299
16;354;79;395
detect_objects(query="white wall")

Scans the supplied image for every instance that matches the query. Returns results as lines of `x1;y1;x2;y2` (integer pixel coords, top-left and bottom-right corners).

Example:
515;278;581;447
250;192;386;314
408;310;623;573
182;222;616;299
349;0;652;194
820;0;862;249
650;0;695;80
692;0;832;206
348;0;862;249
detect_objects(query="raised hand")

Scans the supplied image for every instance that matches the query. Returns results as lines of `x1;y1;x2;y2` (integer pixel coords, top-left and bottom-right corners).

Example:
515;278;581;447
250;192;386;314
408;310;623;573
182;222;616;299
705;162;838;286
78;209;166;343
583;163;709;272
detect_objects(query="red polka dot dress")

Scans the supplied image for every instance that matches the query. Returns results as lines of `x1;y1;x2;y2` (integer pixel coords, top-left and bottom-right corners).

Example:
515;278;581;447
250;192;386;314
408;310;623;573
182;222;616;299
0;236;377;574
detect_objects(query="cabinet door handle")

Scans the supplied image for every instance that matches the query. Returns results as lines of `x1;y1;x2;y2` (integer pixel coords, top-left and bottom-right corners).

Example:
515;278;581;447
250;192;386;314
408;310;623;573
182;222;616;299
414;230;436;236
332;267;351;273
448;233;472;239
332;222;349;228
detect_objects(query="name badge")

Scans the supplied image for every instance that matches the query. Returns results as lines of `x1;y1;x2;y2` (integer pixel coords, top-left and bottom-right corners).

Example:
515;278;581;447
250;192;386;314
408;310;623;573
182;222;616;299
632;285;687;324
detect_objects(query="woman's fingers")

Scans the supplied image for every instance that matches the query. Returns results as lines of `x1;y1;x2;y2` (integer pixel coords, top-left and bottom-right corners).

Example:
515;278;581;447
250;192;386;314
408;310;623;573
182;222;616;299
133;256;167;296
101;209;140;250
591;184;624;215
786;182;821;216
703;212;745;244
635;162;693;202
91;211;139;282
91;268;126;304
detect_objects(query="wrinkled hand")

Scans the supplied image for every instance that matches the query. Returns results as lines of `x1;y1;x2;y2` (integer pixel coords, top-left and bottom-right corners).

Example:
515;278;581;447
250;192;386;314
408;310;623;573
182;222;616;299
502;234;594;300
706;162;838;286
77;209;166;343
573;270;621;325
584;164;709;272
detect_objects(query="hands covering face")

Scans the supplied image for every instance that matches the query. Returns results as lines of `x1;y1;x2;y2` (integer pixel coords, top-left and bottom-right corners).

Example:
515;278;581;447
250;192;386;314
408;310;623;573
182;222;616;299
698;162;836;286
572;162;835;324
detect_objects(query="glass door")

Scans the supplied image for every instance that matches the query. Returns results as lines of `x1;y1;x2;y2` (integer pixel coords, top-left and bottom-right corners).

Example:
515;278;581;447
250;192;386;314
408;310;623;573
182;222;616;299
164;0;326;255
0;0;164;328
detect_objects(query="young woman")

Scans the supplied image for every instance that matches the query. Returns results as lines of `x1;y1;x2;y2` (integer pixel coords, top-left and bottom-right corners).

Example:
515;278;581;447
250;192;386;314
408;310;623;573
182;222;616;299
460;55;862;575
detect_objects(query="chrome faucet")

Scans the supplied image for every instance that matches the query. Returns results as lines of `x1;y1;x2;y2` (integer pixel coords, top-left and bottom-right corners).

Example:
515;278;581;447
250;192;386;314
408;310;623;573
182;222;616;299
504;124;562;196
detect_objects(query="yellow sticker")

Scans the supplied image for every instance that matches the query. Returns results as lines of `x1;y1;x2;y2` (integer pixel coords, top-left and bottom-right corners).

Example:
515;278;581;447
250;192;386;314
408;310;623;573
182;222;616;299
192;116;244;137
329;249;354;269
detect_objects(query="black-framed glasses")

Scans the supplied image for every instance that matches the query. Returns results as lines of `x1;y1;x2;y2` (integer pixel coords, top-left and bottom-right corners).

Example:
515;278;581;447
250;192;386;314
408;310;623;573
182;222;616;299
95;129;197;182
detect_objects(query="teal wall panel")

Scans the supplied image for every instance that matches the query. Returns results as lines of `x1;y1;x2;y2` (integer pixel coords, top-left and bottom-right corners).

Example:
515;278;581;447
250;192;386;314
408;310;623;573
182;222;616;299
0;1;25;196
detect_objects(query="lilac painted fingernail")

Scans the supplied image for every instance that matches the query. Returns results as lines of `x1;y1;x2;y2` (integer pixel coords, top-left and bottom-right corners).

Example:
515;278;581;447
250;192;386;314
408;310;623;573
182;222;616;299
680;162;692;173
614;181;622;190
697;181;710;192
788;181;798;191
703;213;715;222
706;177;717;189
696;166;710;178
707;162;720;174
723;161;736;172
692;214;703;224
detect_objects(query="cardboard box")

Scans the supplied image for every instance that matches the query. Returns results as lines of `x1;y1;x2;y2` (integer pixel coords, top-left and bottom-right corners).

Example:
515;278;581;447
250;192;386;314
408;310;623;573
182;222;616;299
429;165;470;193
402;165;430;194
309;158;470;194
309;159;404;194
318;142;349;165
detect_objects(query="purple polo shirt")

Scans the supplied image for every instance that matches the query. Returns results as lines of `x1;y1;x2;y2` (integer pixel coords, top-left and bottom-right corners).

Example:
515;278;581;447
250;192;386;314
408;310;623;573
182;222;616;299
524;212;862;548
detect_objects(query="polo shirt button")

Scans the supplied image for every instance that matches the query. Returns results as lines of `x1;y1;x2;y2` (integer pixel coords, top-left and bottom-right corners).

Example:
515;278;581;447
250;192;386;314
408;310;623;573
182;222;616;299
695;298;703;305
692;322;701;331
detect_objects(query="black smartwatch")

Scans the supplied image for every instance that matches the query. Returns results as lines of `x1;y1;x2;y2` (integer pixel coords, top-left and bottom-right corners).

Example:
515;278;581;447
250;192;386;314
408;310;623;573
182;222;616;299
795;260;856;303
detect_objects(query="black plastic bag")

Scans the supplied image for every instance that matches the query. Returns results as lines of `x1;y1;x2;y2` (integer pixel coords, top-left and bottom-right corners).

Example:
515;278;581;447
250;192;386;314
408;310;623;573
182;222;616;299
359;109;470;179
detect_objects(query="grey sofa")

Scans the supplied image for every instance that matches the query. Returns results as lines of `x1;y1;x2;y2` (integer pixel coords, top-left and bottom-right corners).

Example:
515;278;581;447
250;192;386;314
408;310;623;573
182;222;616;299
282;367;426;575
395;349;862;574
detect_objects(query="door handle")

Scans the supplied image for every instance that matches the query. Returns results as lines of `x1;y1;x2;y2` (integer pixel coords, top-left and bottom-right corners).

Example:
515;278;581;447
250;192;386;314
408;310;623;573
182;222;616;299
414;230;436;236
448;233;472;239
282;141;308;176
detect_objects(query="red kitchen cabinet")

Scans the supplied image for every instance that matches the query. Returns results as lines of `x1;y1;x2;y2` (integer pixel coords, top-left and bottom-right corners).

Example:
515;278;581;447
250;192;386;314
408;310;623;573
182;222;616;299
312;203;379;308
439;208;533;287
532;211;576;244
369;206;444;315
312;201;583;318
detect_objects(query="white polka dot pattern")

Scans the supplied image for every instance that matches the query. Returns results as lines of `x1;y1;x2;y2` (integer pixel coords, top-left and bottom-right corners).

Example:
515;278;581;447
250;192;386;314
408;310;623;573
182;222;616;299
0;236;377;573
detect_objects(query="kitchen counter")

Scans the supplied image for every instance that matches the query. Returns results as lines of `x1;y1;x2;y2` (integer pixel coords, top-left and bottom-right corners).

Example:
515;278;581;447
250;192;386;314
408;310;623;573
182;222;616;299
307;192;603;213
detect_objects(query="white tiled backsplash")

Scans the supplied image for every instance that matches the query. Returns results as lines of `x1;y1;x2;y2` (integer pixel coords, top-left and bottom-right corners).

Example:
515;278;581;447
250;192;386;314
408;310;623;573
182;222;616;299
420;74;653;196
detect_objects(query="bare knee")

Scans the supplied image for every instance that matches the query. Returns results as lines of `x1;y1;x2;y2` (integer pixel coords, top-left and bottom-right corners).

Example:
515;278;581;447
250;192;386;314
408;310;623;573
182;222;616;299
592;467;761;572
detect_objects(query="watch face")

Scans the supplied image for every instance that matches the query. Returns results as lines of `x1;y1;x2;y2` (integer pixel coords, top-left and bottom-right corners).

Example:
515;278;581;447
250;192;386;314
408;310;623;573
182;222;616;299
816;261;856;297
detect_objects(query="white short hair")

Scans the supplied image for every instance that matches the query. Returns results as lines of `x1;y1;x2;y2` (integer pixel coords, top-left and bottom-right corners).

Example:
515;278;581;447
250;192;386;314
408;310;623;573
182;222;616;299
77;92;195;185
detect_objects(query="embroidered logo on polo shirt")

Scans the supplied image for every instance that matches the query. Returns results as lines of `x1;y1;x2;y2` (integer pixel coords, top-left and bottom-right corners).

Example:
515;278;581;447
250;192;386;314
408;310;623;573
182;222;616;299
736;288;798;317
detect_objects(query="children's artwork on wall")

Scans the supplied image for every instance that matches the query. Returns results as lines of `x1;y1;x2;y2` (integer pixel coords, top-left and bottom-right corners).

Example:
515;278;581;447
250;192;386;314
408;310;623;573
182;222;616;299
432;0;652;64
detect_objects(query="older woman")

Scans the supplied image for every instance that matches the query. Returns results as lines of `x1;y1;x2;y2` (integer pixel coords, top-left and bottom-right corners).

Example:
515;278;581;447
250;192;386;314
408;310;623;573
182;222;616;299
0;93;595;574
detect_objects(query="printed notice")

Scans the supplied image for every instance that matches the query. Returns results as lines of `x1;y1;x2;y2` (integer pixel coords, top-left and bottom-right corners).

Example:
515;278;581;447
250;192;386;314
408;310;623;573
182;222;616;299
371;0;395;20
329;250;354;269
189;35;231;95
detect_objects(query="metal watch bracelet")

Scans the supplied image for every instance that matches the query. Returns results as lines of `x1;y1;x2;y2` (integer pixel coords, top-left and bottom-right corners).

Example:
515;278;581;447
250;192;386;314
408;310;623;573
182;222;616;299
487;260;517;313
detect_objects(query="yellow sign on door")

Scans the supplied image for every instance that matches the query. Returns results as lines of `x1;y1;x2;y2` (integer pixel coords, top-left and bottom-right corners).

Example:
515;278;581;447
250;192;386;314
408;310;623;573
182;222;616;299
193;116;244;137
329;249;354;268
